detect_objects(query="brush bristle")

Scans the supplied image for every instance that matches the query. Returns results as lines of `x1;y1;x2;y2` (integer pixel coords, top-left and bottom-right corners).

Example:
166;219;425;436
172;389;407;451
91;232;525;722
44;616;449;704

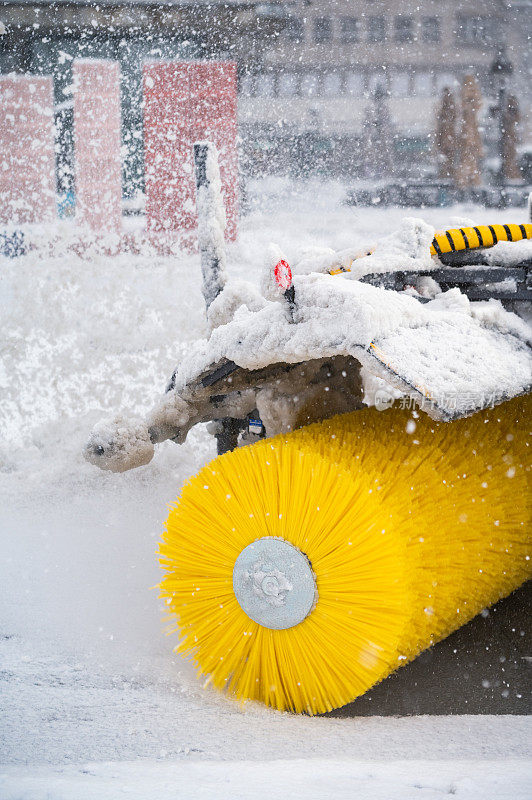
159;395;531;714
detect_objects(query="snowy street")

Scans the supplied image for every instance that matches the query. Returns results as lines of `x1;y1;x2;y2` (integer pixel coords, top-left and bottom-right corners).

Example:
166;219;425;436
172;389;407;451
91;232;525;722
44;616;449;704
1;184;531;797
3;758;531;800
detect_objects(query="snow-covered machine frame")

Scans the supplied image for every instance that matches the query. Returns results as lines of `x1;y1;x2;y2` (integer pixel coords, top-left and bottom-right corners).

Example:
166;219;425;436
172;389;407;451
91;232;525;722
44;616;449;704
85;147;531;469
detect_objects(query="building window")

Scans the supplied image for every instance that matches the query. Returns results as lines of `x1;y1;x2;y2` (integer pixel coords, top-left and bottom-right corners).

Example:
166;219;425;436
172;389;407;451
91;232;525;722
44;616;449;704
255;73;275;98
278;72;299;97
413;72;433;97
313;16;332;43
346;71;364;95
435;72;457;92
301;72;318;97
390;71;410;97
455;15;499;46
323;72;342;96
394;15;414;42
367;16;385;42
239;73;254;97
285;17;304;42
368;72;388;95
340;17;359;42
422;17;440;43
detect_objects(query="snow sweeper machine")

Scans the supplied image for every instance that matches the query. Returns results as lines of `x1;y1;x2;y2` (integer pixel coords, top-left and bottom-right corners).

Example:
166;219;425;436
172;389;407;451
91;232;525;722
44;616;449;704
86;143;532;715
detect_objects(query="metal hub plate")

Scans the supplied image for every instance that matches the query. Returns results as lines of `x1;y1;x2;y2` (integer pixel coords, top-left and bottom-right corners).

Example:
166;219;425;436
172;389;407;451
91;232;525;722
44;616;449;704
232;537;317;630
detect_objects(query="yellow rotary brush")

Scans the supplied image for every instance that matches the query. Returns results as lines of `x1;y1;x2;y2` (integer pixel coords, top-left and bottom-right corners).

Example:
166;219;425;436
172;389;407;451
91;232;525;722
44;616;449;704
159;395;531;715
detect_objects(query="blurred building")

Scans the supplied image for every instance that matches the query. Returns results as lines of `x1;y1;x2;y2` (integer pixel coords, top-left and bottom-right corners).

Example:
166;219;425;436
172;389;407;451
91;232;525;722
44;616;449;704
239;0;531;179
1;0;530;189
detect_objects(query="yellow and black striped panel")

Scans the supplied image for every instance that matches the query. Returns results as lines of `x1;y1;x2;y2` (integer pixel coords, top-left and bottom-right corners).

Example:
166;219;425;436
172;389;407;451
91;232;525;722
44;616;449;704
430;223;532;257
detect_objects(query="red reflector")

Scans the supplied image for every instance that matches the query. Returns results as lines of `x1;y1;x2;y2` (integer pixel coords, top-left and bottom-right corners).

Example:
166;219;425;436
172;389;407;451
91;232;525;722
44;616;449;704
274;259;292;291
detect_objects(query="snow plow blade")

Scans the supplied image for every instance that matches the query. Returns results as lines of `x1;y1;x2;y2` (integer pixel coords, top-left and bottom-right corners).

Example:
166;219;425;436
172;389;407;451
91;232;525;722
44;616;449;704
366;320;531;421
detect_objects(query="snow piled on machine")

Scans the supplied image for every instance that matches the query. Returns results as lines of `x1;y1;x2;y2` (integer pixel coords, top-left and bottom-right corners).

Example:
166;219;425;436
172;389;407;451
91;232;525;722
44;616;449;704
294;216;435;278
84;216;532;473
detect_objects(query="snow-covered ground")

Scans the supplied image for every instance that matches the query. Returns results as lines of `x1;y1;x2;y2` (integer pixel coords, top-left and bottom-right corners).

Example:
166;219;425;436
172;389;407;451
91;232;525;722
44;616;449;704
1;180;531;798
